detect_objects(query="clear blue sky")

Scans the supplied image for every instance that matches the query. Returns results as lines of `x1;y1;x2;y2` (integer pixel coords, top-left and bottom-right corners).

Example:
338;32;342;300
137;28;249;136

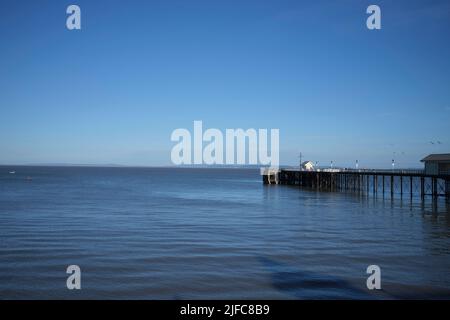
0;0;449;168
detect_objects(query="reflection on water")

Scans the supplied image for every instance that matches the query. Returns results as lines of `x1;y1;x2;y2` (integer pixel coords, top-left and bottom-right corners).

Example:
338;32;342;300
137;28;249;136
0;166;449;299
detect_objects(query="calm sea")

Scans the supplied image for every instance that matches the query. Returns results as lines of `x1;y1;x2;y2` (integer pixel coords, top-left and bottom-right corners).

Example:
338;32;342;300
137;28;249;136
0;166;449;299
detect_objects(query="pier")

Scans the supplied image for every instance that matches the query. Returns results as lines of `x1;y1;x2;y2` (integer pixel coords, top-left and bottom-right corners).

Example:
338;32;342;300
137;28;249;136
262;168;450;199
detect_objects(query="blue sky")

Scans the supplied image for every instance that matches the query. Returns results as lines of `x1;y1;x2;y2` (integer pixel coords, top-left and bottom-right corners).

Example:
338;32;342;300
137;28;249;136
0;0;449;168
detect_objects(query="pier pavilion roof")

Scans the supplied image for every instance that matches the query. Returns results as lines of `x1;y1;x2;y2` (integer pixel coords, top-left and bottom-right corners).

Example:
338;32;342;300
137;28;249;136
421;154;450;162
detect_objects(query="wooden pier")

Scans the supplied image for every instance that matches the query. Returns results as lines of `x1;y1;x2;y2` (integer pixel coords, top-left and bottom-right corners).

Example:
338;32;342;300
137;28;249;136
262;168;450;199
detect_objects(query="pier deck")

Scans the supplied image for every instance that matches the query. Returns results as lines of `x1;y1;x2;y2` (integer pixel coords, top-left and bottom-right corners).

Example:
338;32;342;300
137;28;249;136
262;168;450;198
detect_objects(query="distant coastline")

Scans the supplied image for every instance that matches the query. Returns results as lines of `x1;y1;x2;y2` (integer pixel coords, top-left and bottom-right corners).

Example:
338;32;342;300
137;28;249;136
0;164;264;169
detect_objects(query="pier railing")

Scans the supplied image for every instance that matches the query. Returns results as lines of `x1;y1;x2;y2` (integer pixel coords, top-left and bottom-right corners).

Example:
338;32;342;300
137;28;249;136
281;168;426;175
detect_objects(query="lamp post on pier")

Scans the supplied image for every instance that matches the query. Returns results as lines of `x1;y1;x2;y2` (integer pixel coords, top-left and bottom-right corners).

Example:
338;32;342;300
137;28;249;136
299;152;303;171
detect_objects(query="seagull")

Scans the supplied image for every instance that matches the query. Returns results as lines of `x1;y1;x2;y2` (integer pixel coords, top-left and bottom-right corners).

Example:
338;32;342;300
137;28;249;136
430;141;435;145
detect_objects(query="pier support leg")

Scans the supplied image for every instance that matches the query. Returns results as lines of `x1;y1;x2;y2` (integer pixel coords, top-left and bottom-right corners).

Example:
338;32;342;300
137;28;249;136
421;177;425;199
445;179;450;200
372;175;378;194
432;177;438;198
366;175;369;195
391;175;394;198
400;176;403;197
410;176;413;199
